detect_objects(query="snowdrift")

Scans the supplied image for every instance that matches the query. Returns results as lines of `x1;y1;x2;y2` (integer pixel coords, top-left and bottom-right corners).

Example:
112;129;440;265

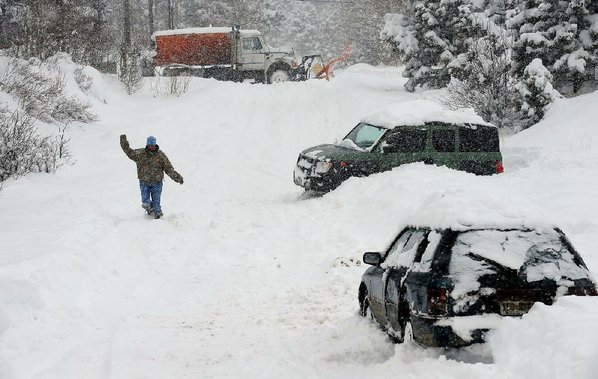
0;63;597;378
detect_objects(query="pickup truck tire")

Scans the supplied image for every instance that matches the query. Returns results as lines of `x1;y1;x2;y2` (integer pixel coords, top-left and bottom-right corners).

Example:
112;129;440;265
268;69;290;84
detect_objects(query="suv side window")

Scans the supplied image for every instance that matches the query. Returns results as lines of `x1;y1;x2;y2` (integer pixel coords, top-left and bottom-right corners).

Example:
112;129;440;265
383;129;427;153
383;229;413;260
459;127;499;152
432;129;455;152
412;231;443;272
383;229;428;268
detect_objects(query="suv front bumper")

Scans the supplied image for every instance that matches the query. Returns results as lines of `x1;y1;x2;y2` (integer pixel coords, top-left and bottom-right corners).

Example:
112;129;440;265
293;165;332;192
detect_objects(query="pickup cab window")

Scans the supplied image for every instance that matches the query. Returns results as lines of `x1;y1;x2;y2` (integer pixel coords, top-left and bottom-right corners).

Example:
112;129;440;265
242;37;263;51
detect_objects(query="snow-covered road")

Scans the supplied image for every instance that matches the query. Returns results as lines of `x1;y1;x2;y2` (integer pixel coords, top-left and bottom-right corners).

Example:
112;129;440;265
1;65;597;379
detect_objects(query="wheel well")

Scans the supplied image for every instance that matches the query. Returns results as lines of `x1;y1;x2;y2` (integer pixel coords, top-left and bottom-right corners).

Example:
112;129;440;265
398;288;410;319
267;62;291;76
358;283;367;304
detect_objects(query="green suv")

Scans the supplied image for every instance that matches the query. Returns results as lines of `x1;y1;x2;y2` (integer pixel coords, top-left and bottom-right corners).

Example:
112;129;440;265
293;119;503;192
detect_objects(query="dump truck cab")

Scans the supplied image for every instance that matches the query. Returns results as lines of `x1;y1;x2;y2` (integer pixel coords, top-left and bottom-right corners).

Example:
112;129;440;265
237;31;267;71
234;28;297;83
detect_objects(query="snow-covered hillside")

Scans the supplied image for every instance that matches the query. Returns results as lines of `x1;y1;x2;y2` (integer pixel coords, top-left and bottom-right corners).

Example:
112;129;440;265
1;64;597;379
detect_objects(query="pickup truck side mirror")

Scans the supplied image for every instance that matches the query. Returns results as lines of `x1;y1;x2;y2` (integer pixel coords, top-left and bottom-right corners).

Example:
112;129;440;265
363;252;382;266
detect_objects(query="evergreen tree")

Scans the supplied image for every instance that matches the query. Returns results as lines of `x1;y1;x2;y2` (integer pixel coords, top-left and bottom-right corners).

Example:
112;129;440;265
264;0;320;56
1;0;117;69
508;0;596;94
180;0;232;27
231;0;267;30
120;0;142;94
0;0;27;49
87;0;115;70
384;0;475;91
262;0;347;60
179;0;267;31
338;0;402;65
147;0;154;35
514;58;556;129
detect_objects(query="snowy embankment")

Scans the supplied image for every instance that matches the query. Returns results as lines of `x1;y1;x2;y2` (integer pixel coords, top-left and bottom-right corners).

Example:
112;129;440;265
0;62;597;379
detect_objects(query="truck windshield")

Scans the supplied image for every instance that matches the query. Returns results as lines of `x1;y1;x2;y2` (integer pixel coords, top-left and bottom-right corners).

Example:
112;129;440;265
343;123;387;150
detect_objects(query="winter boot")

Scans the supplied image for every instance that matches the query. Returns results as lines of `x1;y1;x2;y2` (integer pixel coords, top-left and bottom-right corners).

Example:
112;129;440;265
142;203;152;214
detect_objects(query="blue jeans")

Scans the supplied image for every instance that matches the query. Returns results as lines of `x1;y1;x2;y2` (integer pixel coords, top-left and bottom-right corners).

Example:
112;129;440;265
139;181;163;213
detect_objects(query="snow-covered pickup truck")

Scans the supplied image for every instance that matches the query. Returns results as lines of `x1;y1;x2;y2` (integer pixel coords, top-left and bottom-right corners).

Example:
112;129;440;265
150;26;322;84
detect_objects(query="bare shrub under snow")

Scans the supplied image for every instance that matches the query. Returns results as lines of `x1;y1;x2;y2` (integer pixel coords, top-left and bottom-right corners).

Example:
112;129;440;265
119;47;144;95
74;67;94;93
0;110;67;185
149;75;191;97
0;57;97;124
446;29;523;131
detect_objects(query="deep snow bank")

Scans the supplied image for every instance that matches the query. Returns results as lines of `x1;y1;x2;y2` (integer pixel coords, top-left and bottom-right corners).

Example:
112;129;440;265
0;53;109;114
0;64;597;379
489;296;598;379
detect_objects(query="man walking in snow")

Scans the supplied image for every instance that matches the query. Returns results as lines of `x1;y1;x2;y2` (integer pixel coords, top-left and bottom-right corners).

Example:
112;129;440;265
120;134;184;219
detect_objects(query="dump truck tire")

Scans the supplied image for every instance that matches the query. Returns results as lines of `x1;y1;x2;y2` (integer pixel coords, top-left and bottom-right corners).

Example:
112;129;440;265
268;69;290;84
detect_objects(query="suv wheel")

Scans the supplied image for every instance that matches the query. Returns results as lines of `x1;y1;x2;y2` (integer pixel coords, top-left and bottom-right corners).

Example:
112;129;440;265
362;299;374;320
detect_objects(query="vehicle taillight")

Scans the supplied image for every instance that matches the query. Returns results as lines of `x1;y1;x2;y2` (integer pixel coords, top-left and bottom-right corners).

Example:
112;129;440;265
496;160;504;174
428;288;448;316
566;287;582;295
339;161;348;168
566;286;598;296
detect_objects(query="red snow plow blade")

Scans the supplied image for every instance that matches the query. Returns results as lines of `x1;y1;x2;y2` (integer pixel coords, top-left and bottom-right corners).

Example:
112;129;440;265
315;45;351;81
297;46;351;81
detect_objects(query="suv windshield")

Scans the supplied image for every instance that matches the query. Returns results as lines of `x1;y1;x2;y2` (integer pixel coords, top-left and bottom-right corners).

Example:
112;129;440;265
342;123;387;150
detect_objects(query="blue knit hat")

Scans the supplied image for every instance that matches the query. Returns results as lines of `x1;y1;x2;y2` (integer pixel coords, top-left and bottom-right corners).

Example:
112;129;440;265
146;136;157;146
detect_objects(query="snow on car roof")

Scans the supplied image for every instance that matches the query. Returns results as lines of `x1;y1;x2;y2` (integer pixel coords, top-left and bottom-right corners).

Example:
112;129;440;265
404;186;555;232
361;99;495;129
152;27;260;40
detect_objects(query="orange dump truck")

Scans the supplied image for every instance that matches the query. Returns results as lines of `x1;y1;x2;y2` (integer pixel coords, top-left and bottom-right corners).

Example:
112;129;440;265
153;29;232;67
151;26;320;83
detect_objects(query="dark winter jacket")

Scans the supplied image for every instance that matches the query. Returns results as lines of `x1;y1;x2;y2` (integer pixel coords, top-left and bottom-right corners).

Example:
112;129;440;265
120;135;184;184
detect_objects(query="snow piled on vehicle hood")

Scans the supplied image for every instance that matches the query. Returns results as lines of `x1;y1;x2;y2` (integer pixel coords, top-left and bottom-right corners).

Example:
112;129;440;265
362;99;494;128
323;162;555;242
406;185;553;231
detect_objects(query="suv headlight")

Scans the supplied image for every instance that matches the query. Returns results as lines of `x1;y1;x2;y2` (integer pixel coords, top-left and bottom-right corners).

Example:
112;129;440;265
315;161;332;174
